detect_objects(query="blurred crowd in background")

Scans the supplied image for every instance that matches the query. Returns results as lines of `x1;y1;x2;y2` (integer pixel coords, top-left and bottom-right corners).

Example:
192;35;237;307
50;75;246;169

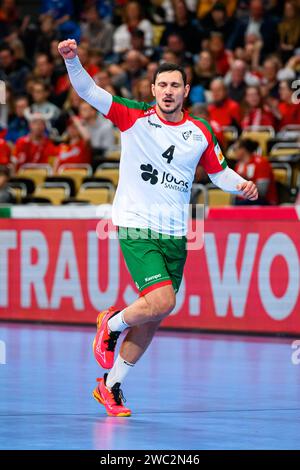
0;0;300;206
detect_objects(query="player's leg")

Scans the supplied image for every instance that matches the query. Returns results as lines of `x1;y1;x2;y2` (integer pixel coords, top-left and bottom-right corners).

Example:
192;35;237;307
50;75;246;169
93;287;172;417
92;229;186;416
93;283;175;369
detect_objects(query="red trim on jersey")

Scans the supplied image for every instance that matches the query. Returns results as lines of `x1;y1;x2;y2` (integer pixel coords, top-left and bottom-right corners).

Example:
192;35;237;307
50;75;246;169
155;109;188;126
139;279;173;296
188;115;226;174
187;115;213;145
105;101;154;132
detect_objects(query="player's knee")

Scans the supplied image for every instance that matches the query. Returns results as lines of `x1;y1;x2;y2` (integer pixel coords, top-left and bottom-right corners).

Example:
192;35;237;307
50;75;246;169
150;293;176;320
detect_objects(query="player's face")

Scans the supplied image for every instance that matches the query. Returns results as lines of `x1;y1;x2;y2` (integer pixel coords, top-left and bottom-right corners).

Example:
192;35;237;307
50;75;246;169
152;71;189;115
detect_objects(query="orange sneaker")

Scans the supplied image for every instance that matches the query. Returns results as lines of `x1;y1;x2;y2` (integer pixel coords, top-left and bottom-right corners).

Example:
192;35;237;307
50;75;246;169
93;374;131;417
93;307;121;369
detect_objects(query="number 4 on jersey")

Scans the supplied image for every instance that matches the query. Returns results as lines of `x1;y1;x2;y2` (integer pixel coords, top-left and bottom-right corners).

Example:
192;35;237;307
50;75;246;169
162;145;175;164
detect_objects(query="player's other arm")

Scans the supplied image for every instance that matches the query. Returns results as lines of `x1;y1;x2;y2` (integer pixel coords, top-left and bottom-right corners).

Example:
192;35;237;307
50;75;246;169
57;39;112;115
197;121;258;201
208;166;258;201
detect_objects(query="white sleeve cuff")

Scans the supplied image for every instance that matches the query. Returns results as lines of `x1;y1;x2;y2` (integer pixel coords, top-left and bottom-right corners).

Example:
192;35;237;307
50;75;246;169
208;166;247;195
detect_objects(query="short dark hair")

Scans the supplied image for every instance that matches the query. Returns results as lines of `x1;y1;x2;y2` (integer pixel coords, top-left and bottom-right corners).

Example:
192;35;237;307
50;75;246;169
153;63;187;86
237;138;259;153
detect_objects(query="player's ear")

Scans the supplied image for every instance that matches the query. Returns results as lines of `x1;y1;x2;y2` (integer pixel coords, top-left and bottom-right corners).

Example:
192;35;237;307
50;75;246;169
151;83;155;97
184;84;190;98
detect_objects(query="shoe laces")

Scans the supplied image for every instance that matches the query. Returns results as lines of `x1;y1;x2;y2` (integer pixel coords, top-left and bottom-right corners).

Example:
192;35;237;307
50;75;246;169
111;382;127;406
104;330;121;352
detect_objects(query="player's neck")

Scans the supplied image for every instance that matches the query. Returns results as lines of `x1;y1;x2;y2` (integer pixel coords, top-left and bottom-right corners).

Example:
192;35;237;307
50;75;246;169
155;105;184;123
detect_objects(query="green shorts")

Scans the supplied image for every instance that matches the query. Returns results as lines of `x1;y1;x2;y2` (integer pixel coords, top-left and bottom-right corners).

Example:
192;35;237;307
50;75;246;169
118;227;187;296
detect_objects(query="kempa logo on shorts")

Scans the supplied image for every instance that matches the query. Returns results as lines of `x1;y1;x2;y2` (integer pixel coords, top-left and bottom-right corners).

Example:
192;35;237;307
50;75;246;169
145;274;162;282
140;164;189;192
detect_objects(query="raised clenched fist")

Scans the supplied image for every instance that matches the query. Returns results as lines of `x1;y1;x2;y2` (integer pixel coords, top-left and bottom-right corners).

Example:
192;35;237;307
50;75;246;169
58;39;78;60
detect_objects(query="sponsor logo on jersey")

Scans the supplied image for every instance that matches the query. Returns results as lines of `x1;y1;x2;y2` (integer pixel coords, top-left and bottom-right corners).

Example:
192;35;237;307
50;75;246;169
215;143;224;164
147;117;162;128
140;164;189;192
182;130;192;140
140;164;159;184
143;108;155;116
193;134;203;141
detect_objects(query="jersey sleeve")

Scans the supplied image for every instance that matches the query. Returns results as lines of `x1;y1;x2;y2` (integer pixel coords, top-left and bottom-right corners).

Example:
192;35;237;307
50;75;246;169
104;96;152;132
195;118;228;173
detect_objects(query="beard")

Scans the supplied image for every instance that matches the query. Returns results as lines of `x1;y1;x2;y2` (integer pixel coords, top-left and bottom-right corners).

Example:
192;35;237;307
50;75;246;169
157;101;181;115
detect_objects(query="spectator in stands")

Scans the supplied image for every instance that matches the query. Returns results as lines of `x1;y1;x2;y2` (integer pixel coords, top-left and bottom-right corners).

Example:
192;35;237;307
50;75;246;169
161;49;180;65
32;53;59;101
208;32;231;76
261;56;281;99
112;50;146;97
80;4;114;56
242;85;276;128
113;1;153;55
35;14;59;56
146;61;159;84
233;32;262;73
5;95;29;143
132;77;155;104
278;1;300;63
278;79;300;129
208;78;242;128
194;50;216;91
201;2;237;47
25;80;61;124
0;165;14;203
78;102;114;154
225;59;260;103
234;138;278;205
164;32;193;65
0;0;20;41
184;64;206;106
0;137;11;164
228;0;279;59
54;115;91;170
77;43;101;78
0;44;30;94
94;69;120;96
14;114;57;169
130;28;156;61
160;0;203;54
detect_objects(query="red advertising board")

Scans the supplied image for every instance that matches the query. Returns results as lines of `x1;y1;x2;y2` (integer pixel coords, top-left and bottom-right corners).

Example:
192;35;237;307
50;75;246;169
0;218;299;334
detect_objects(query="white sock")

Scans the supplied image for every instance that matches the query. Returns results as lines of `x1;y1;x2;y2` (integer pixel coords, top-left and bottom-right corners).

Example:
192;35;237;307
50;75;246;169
106;354;135;388
108;309;129;333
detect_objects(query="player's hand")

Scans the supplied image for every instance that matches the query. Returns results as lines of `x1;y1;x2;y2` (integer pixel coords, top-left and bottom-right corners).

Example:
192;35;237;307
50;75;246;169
236;181;258;201
58;39;78;60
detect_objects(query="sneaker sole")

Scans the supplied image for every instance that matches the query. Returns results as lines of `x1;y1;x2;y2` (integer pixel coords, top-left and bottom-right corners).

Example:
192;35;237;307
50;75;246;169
92;388;131;417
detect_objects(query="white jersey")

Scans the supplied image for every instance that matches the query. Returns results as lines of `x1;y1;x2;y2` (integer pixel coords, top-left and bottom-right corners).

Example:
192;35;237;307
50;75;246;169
64;57;246;236
105;97;227;235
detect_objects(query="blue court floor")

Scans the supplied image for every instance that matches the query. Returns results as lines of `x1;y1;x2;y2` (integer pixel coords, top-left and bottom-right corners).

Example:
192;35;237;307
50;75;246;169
0;322;299;450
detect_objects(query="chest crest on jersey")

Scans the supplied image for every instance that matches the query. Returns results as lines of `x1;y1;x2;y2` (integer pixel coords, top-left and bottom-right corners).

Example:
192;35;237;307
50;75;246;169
182;130;192;140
